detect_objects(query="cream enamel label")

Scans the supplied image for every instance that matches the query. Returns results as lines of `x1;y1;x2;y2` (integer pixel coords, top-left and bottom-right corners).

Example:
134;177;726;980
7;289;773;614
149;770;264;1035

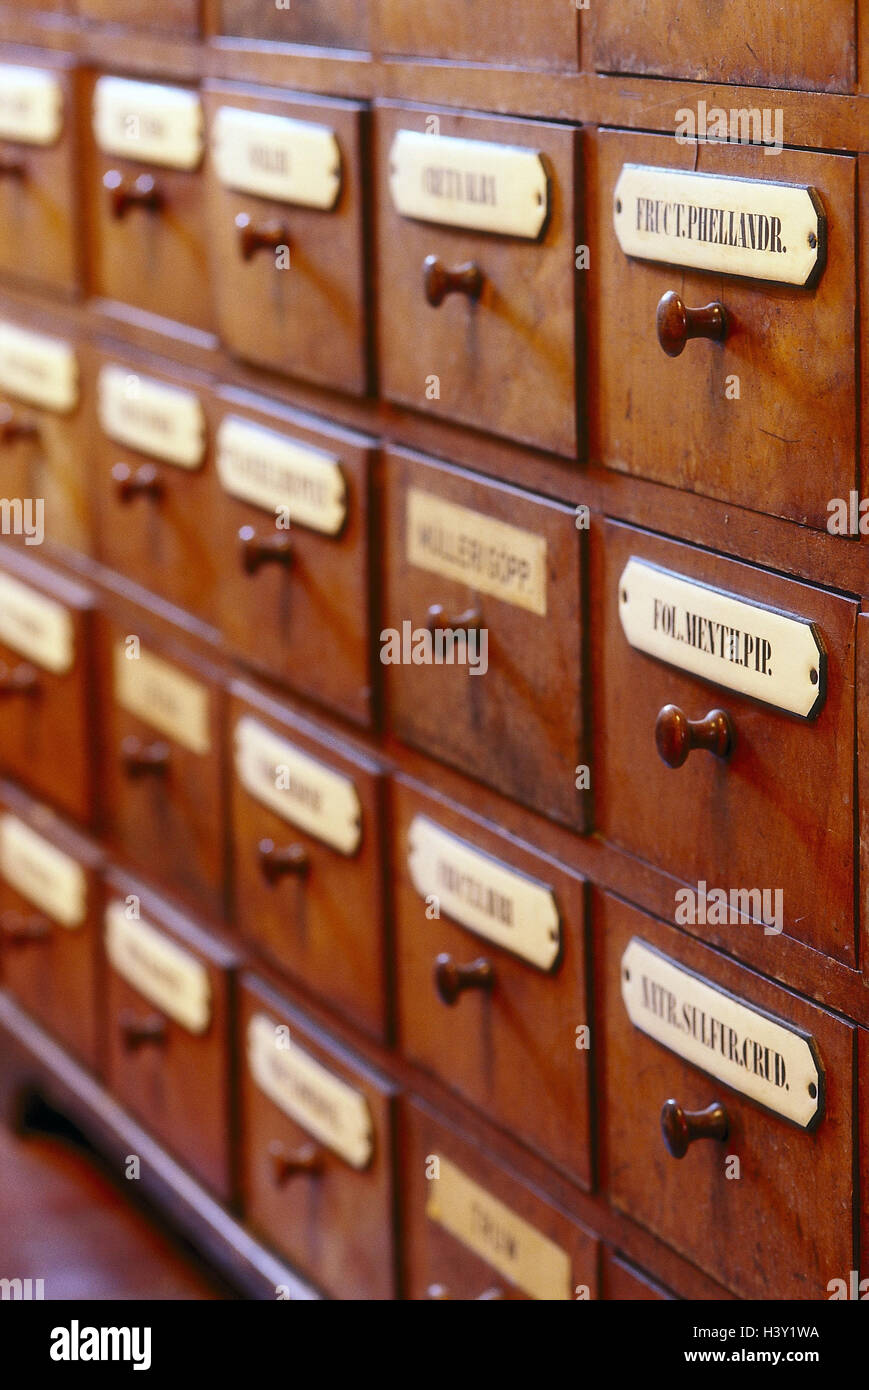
407;816;560;971
0;815;86;928
0;573;73;674
0;66;63;145
93;77;203;170
113;645;211;756
618;558;825;719
0;322;78;413
426;1157;572;1300
98;366;205;469
613;165;824;286
406;489;547;617
211;106;342;209
234;716;361;856
216;416;346;535
247;1013;373;1169
105;902;211;1035
389;130;550;239
621;939;822;1128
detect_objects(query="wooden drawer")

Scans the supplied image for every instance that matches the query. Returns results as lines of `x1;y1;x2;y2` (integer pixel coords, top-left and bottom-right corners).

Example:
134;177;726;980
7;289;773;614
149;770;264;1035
79;0;201;34
375;0;579;69
219;0;369;48
213;391;375;727
239;976;396;1299
598;893;855;1300
0;310;90;556
591;130;857;528
93;351;218;624
0;57;80;294
383;448;588;829
229;683;388;1042
400;1100;599;1300
393;778;591;1189
0;549;95;826
589;1;856;93
593;520;858;965
601;1251;672;1301
103;873;236;1200
98;617;226;923
0;782;102;1070
204;84;369;396
87;75;211;331
376;104;582;457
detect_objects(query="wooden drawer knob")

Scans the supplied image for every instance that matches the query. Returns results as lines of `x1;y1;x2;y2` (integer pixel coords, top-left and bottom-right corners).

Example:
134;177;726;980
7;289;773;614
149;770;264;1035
258;838;310;884
104;170;163;219
661;1099;729;1158
655;705;733;768
120;1011;168;1051
434;952;494;1006
121;735;171;778
0;406;38;445
427;1284;504;1301
426;603;482;634
656;291;728;357
0;911;51;945
112;461;163;503
268;1139;323;1185
239;525;294;575
0;155;25;180
235;212;290;262
0;662;39;697
423;254;484;307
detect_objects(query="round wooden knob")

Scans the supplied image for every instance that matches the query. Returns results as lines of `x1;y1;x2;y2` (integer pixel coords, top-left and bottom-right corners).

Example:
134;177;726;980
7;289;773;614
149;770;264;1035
423;255;484;307
121;735;171;778
258;838;310;884
119;1011;168;1051
268;1139;323;1186
0;405;39;445
656;291;728;357
426;1284;505;1301
661;1099;729;1158
239;525;294;575
235;212;290;262
0;911;51;945
0;662;39;697
112;461;163;503
426;603;482;635
655;705;733;768
434;952;494;1006
104;169;163;219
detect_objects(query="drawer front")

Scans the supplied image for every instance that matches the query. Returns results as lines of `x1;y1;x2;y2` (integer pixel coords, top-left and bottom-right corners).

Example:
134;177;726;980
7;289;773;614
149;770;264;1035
0;552;95;825
219;0;369;48
0;313;90;556
384;448;588;828
589;1;855;93
88;76;211;331
599;894;855;1299
592;130;857;528
93;354;218;623
393;779;591;1188
79;0;201;34
239;977;396;1299
401;1101;598;1301
214;393;374;726
377;104;582;457
0;791;101;1069
602;1252;672;1302
99;620;226;922
229;686;388;1041
204;85;369;396
103;879;235;1199
0;60;79;294
594;520;858;965
376;0;579;69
